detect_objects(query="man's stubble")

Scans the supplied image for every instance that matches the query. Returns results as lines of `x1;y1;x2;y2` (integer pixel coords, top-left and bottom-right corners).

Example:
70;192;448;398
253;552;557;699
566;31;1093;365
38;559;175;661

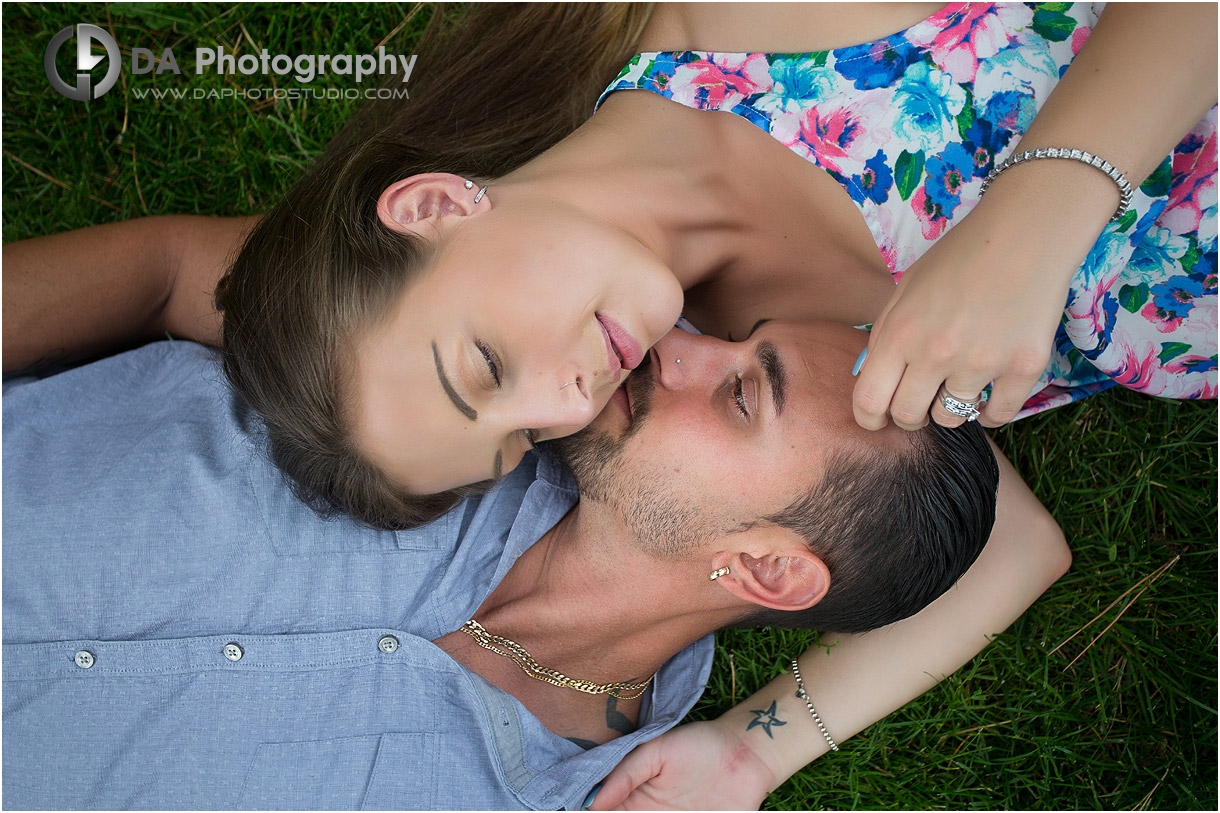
552;360;720;559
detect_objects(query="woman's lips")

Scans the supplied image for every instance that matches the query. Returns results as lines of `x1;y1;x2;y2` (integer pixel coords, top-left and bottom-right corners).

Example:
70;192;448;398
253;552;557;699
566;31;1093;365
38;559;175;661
596;313;644;372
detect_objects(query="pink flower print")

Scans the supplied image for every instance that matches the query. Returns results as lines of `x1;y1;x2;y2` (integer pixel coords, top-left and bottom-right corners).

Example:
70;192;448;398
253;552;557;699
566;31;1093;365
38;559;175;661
1165;355;1216;375
872;204;915;279
789;91;893;177
1070;27;1092;56
907;4;1029;84
1105;328;1169;394
669;53;773;110
1064;274;1119;353
1140;300;1185;333
1162;125;1217;237
911;186;949;240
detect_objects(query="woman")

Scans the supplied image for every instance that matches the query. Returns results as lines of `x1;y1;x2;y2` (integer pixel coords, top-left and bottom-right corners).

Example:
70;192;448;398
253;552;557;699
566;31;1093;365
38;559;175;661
2;3;1210;809
211;1;1215;530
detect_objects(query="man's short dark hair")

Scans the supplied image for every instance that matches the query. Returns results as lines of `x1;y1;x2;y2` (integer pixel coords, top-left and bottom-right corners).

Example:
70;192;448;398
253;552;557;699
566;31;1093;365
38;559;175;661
740;420;999;634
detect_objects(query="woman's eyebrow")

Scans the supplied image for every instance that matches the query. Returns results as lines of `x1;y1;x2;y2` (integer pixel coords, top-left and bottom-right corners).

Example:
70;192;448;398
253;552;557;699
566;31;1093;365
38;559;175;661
432;341;478;422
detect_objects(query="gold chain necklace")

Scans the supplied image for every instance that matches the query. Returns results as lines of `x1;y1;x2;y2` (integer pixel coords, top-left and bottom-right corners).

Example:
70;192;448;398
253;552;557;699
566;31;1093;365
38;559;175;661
460;619;654;700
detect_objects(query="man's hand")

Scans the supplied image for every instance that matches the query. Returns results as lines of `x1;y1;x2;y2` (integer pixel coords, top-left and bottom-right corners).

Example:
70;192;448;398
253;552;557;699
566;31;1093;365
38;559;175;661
3;215;256;374
588;720;775;811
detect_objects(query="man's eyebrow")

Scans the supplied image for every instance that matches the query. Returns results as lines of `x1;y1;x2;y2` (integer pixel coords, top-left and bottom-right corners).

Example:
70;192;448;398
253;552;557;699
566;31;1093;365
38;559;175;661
756;340;787;417
432;341;477;422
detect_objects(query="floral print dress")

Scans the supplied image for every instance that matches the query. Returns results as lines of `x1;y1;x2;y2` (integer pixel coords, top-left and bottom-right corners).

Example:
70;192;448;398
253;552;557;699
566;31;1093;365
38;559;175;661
598;2;1217;417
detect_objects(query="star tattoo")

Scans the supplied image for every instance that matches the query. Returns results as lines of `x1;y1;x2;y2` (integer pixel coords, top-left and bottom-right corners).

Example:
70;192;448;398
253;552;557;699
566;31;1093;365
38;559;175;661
746;700;787;739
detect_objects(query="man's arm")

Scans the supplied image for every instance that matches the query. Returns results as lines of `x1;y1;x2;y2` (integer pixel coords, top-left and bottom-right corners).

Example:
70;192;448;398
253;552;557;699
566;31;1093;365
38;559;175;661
591;444;1070;809
3;215;258;374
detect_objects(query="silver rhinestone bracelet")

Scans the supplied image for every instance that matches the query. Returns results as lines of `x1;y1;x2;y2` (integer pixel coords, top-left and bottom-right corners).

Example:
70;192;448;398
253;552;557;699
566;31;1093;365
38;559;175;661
979;147;1134;223
791;659;839;752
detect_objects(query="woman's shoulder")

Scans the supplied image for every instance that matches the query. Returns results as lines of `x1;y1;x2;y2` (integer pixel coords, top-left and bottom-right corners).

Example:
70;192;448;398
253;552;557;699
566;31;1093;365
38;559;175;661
636;3;951;55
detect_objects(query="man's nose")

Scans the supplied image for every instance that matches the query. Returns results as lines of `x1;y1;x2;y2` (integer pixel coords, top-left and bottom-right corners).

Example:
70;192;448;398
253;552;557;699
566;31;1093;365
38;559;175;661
650;328;731;390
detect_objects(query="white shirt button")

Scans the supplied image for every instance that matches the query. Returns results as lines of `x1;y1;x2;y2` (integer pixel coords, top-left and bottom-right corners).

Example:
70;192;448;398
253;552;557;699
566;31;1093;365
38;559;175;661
377;635;399;654
74;650;95;669
223;642;244;662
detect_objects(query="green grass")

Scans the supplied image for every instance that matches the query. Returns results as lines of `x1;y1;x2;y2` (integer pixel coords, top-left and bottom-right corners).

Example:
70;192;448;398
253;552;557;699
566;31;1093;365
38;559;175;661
4;4;1216;810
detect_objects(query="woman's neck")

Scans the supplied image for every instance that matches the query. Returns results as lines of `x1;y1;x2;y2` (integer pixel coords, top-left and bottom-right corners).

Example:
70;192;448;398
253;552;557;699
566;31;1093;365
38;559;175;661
497;91;756;293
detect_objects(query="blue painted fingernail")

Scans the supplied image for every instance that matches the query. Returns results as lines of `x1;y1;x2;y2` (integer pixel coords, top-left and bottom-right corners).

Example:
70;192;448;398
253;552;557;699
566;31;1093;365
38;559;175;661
582;784;602;810
852;348;868;376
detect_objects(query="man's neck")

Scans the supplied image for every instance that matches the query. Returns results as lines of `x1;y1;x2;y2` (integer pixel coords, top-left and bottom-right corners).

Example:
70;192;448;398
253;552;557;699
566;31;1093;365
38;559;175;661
433;504;741;745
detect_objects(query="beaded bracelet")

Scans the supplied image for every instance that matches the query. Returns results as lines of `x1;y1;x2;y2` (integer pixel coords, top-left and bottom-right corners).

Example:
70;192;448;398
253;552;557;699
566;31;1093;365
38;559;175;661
979;147;1134;223
791;659;839;752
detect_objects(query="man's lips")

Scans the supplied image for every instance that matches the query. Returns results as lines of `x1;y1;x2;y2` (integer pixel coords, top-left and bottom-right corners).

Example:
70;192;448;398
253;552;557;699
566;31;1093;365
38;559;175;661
610;380;632;426
596;313;643;372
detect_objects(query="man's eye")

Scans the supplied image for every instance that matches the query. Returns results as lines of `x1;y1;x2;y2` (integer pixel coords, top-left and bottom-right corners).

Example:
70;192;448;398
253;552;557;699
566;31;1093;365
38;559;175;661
733;375;749;418
476;340;501;387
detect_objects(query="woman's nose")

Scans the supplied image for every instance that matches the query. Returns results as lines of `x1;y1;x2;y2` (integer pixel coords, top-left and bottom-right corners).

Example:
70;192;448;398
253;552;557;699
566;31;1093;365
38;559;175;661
513;374;598;438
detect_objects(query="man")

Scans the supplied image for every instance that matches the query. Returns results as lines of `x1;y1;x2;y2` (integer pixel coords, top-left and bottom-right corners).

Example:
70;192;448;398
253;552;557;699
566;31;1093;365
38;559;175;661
2;321;996;809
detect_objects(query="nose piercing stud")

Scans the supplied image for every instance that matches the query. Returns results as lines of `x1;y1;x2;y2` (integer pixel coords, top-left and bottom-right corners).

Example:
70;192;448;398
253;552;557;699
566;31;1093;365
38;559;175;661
560;380;579;390
675;358;681;364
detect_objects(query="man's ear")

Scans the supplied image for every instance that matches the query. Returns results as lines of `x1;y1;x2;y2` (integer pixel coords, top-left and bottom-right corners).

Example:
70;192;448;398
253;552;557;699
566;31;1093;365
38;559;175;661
377;173;488;235
712;541;830;613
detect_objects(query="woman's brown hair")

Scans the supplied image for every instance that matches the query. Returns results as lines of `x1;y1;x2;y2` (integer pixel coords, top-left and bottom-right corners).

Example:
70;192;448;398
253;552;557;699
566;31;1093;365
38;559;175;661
215;3;653;530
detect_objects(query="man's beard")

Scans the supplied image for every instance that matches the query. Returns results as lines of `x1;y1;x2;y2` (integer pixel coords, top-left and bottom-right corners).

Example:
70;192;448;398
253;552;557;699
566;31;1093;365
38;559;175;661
552;360;716;558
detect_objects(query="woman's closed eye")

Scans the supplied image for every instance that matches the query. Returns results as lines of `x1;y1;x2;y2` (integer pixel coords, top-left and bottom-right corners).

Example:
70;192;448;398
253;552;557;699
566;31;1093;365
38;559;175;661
476;339;502;387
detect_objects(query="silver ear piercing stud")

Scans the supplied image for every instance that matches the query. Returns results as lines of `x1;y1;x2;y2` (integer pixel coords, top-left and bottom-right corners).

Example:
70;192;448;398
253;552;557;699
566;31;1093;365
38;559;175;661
464;180;473;189
474;185;489;203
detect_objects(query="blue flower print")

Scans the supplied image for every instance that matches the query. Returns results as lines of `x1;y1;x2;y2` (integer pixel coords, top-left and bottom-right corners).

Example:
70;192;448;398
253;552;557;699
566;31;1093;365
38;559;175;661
923;142;974;215
832;38;922;90
963;117;1012;177
891;62;966;151
848;149;894;205
766;56;833;109
982;89;1037;131
1150;274;1206;321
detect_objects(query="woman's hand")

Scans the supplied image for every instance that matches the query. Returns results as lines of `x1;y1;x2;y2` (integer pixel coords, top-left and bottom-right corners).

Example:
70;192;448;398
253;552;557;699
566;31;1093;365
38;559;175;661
853;2;1217;433
588;720;775;811
852;207;1074;431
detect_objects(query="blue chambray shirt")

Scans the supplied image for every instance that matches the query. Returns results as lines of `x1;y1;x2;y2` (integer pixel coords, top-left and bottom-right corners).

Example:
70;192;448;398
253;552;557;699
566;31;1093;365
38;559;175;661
2;343;714;810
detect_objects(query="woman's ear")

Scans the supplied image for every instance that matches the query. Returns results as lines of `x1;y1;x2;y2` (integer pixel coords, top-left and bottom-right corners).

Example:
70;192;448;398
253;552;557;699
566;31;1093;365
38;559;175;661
377;173;488;235
711;545;830;613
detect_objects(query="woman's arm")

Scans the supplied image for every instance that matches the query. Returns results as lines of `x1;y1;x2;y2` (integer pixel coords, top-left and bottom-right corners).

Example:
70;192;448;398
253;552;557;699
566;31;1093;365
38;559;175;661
2;215;257;374
591;443;1070;809
853;2;1218;431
